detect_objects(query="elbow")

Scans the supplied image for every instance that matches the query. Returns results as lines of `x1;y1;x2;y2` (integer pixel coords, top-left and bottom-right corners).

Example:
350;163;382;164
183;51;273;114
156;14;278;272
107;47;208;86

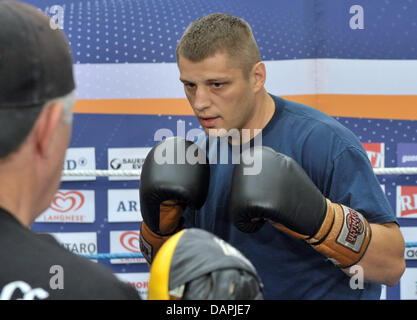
383;257;406;287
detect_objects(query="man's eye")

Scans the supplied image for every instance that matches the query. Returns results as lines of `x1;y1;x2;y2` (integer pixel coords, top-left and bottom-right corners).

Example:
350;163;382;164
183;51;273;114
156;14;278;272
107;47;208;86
183;82;194;88
212;83;223;88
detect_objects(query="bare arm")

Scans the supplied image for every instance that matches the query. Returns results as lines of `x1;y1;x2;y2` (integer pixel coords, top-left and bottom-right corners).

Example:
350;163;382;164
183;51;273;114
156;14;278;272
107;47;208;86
342;222;406;286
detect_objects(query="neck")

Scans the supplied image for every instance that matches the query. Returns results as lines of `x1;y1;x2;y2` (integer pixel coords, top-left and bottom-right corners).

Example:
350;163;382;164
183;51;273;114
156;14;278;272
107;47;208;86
0;156;37;228
254;89;275;132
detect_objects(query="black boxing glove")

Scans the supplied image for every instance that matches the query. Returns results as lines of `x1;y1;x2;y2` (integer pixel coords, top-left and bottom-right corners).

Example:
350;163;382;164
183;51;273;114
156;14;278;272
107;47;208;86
229;146;372;268
139;136;210;264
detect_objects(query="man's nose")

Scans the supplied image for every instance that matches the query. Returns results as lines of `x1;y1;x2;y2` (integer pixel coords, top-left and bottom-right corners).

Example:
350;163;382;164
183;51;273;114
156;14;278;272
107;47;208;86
192;86;210;112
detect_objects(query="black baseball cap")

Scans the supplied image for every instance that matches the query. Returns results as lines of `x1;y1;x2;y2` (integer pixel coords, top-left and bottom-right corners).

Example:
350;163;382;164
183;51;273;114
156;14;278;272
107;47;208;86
0;0;75;158
148;228;264;300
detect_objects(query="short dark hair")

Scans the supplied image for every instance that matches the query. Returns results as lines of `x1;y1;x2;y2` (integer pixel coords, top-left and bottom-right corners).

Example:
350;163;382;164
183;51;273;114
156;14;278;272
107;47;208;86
176;13;261;77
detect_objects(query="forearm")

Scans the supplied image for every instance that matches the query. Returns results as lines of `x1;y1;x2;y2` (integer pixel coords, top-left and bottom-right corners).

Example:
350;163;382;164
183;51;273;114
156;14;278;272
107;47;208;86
342;222;406;286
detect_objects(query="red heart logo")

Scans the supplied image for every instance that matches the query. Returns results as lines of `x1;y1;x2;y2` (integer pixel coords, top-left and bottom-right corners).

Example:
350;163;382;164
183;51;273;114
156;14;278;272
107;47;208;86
50;191;85;213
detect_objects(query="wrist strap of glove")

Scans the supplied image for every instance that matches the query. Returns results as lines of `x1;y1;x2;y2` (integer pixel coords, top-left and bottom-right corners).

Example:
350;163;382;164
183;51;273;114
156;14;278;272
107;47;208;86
306;199;372;268
140;221;183;265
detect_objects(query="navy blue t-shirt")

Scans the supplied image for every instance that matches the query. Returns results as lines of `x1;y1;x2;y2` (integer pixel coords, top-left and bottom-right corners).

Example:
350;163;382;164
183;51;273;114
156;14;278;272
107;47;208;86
184;94;397;299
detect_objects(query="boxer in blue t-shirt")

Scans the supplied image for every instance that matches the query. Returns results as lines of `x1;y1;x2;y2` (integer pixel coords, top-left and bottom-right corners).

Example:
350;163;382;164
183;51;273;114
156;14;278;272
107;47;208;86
139;13;405;299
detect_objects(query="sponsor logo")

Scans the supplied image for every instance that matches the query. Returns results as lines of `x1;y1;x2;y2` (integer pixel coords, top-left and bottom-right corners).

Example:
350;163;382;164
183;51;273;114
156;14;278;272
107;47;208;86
65;158;88;170
48;232;98;255
108;189;142;223
115;273;149;299
120;231;140;253
36;190;95;223
362;143;384;168
62;148;96;181
397;143;417;167
61;242;97;255
405;249;417;260
50;191;84;213
109;230;146;264
128;280;148;289
109;157;145;170
110;158;122;170
107;148;151;181
402;155;417;163
396;186;417;218
400;227;417;260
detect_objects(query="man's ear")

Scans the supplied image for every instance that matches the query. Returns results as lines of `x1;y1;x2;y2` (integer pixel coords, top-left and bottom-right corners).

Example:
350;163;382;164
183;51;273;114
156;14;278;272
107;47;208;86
32;102;63;159
251;61;266;93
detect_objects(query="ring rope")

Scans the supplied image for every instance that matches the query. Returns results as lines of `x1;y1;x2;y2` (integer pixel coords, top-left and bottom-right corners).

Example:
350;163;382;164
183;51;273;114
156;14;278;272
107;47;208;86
81;252;144;259
81;242;417;259
64;167;417;177
373;167;417;175
64;169;142;176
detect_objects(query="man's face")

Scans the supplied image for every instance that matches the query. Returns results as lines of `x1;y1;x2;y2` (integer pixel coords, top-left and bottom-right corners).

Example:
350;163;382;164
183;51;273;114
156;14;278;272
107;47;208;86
178;52;256;137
